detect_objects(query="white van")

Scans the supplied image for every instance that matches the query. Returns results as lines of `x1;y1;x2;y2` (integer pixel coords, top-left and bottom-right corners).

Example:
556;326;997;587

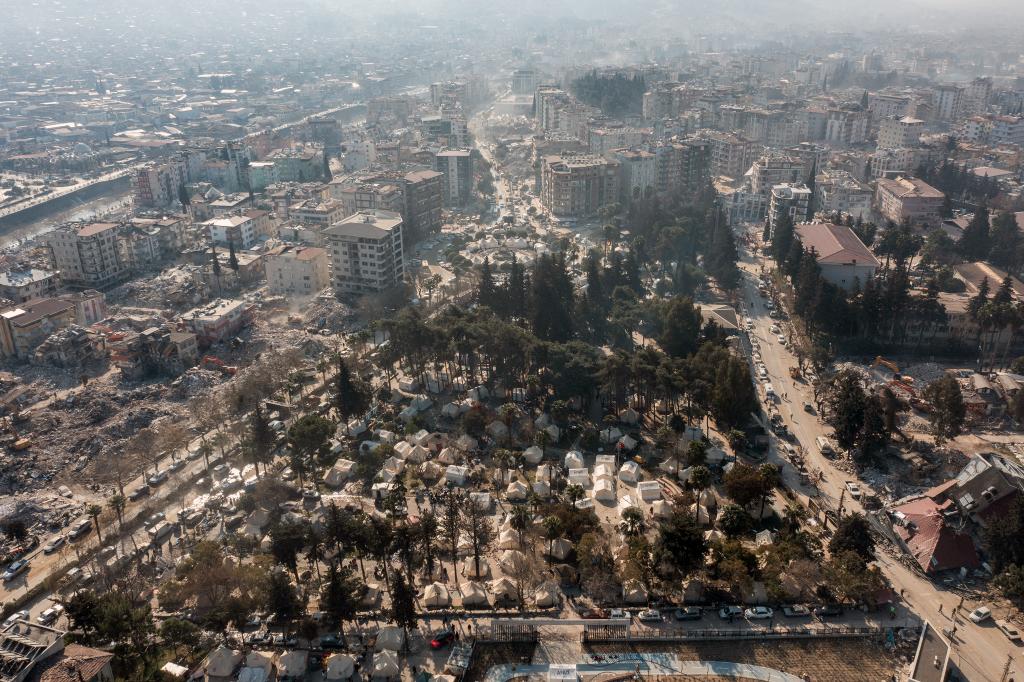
815;436;835;456
148;522;175;543
764;384;776;399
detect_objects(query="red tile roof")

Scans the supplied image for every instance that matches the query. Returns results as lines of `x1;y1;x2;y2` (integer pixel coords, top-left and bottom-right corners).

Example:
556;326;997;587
892;497;980;574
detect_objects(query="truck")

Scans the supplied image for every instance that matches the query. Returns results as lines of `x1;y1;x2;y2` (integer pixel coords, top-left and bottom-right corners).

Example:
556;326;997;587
815;436;835;457
148;522;175;544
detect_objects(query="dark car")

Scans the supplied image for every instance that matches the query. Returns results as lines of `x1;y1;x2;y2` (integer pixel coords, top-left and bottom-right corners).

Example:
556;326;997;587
128;485;150;501
318;633;344;649
674;607;703;621
430;628;456;649
782;605;812;618
813;604;844;618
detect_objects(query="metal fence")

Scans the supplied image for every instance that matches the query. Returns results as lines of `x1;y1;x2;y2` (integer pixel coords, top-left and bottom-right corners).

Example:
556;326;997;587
581;624;886;643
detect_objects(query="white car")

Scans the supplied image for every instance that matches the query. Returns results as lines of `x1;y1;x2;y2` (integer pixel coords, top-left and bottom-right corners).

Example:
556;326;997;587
769;324;780;334
777;334;787;344
845;481;862;499
997;619;1021;641
968;606;992;623
2;610;28;628
37;605;64;626
43;536;66;554
745;606;773;620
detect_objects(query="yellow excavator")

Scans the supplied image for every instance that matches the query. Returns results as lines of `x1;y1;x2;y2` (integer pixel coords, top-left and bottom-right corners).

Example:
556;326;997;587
872;356;900;375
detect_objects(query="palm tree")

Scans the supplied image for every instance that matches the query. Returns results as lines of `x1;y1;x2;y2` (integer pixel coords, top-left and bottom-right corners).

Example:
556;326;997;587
107;494;126;529
757;463;780;520
619;507;646;538
690;465;711;523
87;504;103;544
564;484;584;507
509;506;531;548
542;515;562;560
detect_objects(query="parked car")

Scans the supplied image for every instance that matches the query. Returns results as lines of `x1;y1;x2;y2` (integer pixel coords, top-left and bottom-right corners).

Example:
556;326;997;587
148;471;169;486
430;628;456;649
43;536;66;554
996;619;1021;641
782;605;811;618
144;512;166;528
581;607;609;619
318;633;344;649
638;609;662;623
718;606;743;620
845;481;862;499
168;459;186;472
128;484;150;501
68;518;92;540
803;402;814;413
745;606;773;620
968;606;992;623
777;334;787;344
813;604;844;618
674;607;702;621
2;610;28;627
2;559;29;581
609;608;628;619
36;605;64;626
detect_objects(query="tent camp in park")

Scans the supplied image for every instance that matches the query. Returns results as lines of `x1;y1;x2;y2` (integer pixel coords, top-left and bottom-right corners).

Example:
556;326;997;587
618;407;640;424
277;651;308;681
205;646;242;680
375;627;405;652
593;478;615;502
445;465;468;486
523;445;544;464
638;480;662;501
547;538;573;560
600;426;623;443
491;577;518;603
372;651;400;678
506;479;529;500
623;581;648;604
568;468;590;487
460;581;489;606
534;583;560;607
618;460;640;483
462;558;491;579
533;479;551;496
564;451;585;469
423;582;451;608
593;463;615;481
325;654;355;680
499;549;529;572
498;528;522;549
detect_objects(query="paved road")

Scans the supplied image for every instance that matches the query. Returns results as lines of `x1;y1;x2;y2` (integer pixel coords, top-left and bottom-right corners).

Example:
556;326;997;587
735;230;1019;681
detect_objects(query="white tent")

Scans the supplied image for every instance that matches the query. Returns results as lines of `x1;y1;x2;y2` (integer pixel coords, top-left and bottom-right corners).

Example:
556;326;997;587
470;491;493;510
548;538;573;561
407;444;429;463
411;395;433;411
536;463;555;484
455;434;478;451
593;478;615;502
652;500;673;518
523;445;544;464
544;424;560;441
532;479;551;496
460;581;489;606
623;581;648;604
593;463;615;481
638;481;662;502
690;503;711;525
506;480;529;500
441;402;462;418
564;451;585;469
618;495;640;514
618;407;640;425
600;427;623;443
445;465;468;486
375;627;406;652
498;549;528;572
462;558;490;578
534;413;551;429
437;447;458;464
205;646;242;679
618;460;640;483
382;457;404;475
595;454;616;468
534;584;560;607
491;577;518;602
323;459;355;488
755;529;775;547
659;458;680;475
393;441;414;459
468;386;489;401
498;528;522;549
371;650;400;678
398;378;420;392
419;461;443;481
487;421;509;440
376;429;397;444
410;429;430;445
575;497;595;511
362;583;382;606
347;420;367;438
568;468;591;487
619;434;638;450
423;582;451;608
706;447;728;464
325;654;355;680
277;650;308;680
398;406;418;423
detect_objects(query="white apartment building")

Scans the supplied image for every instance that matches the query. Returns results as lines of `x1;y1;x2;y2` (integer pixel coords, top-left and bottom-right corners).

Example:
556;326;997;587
44;222;128;289
0;268;60;303
264;246;330;296
324;210;405;295
814;170;873;220
877;116;924;150
610;149;656;203
769;184;812;230
204;215;257;249
933;85;964;122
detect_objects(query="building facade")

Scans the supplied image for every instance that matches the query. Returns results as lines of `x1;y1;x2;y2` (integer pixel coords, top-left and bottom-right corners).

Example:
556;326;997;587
44;222;129;289
264;246;330;296
433;149;474;206
540;154;620;219
323;210;405;295
875;176;945;226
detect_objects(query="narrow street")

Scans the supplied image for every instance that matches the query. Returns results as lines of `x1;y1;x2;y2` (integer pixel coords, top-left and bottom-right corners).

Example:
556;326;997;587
735;232;1018;681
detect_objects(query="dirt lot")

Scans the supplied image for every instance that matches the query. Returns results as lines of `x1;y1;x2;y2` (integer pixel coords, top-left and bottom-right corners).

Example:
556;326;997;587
583;639;904;682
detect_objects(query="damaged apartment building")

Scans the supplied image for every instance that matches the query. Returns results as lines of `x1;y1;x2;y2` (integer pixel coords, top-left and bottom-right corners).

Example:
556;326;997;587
109;326;199;378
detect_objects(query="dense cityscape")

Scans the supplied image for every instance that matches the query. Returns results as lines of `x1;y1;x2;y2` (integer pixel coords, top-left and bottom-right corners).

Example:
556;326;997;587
1;1;1024;681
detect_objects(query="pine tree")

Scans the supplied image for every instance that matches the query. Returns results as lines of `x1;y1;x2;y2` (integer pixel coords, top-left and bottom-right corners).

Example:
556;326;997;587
228;241;239;271
477;257;498;311
968;276;990;320
771;212;795;263
178;183;190;207
322;153;332;182
958;204;990;260
211;245;222;277
860;90;869;109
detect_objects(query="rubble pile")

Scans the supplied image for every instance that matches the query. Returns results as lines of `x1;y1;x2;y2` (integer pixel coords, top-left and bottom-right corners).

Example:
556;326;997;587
901;362;946;385
172;367;224;398
303;298;352;332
